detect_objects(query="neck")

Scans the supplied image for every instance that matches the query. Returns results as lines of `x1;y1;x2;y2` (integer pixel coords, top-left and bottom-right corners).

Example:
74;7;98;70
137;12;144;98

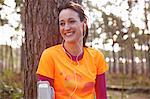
63;41;83;56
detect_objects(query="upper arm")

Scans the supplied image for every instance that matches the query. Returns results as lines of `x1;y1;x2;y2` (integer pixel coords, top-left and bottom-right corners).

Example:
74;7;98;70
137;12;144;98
36;49;55;79
96;50;109;75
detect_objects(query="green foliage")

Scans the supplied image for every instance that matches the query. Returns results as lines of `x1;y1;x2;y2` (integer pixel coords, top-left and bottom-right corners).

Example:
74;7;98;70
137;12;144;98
0;70;23;99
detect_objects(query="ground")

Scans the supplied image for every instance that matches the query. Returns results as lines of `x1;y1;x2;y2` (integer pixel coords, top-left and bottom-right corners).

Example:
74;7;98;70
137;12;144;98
108;90;150;99
107;73;150;99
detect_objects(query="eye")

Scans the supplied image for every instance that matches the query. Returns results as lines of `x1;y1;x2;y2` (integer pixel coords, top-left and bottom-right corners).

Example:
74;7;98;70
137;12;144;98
69;20;76;24
59;22;65;26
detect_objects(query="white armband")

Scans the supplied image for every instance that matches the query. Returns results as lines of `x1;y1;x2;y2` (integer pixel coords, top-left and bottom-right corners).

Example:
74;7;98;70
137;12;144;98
37;81;55;99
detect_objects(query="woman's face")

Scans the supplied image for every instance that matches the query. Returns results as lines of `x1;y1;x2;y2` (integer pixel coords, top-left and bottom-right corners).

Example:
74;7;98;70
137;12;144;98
59;8;84;43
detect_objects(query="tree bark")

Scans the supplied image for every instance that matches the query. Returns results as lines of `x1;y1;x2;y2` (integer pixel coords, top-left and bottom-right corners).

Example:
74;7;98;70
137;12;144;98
23;0;82;98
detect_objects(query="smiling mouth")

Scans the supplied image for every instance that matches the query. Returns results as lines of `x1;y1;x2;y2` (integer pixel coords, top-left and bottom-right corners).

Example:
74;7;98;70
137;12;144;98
64;32;74;36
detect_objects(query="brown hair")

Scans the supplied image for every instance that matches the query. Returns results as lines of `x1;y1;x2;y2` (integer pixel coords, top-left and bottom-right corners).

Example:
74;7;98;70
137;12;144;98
58;1;88;47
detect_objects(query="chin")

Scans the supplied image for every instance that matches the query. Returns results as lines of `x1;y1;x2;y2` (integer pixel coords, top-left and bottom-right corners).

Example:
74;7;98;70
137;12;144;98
63;37;74;42
65;40;76;43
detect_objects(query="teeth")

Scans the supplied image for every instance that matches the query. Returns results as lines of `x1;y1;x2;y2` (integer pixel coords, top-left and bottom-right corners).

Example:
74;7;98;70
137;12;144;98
65;32;73;36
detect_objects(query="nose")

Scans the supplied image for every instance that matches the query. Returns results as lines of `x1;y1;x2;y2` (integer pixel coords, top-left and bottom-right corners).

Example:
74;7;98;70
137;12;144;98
64;23;71;30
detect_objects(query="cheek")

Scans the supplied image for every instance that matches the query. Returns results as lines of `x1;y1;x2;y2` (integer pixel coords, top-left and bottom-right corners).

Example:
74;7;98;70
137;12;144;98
59;27;63;34
78;24;84;33
78;26;83;35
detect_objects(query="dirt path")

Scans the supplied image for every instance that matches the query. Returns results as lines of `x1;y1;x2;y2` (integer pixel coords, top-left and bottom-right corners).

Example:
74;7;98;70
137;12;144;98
108;90;150;99
128;93;150;99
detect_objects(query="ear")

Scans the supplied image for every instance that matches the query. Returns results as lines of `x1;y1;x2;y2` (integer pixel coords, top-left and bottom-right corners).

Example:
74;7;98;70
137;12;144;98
83;18;87;24
82;19;87;27
82;22;86;30
82;22;86;37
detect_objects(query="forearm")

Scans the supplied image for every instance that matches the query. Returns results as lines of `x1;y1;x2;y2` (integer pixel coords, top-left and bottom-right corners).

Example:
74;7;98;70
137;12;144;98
95;73;107;99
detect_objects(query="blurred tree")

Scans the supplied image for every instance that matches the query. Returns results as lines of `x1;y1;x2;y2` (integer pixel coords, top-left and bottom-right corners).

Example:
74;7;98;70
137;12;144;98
0;0;24;72
23;0;82;98
0;45;4;72
9;36;14;71
0;0;23;26
85;0;150;78
143;0;150;78
0;0;7;26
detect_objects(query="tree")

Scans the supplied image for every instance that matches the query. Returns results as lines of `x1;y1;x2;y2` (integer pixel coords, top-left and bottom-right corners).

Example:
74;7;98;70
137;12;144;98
23;0;82;98
85;0;150;77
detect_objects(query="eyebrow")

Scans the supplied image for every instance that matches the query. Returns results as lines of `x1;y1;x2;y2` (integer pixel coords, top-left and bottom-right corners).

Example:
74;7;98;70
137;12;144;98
59;18;76;22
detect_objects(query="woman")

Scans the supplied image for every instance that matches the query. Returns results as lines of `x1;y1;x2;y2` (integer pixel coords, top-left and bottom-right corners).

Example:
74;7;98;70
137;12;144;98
36;1;109;99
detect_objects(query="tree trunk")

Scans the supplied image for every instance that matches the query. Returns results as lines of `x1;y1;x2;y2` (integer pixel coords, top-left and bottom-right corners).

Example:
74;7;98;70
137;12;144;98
148;44;150;78
112;45;116;73
9;46;14;71
21;43;25;72
130;42;135;78
23;0;82;98
124;45;129;75
144;1;150;78
0;46;3;72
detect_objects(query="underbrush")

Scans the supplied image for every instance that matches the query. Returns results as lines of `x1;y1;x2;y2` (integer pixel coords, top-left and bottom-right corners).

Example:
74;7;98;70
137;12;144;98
0;70;23;99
